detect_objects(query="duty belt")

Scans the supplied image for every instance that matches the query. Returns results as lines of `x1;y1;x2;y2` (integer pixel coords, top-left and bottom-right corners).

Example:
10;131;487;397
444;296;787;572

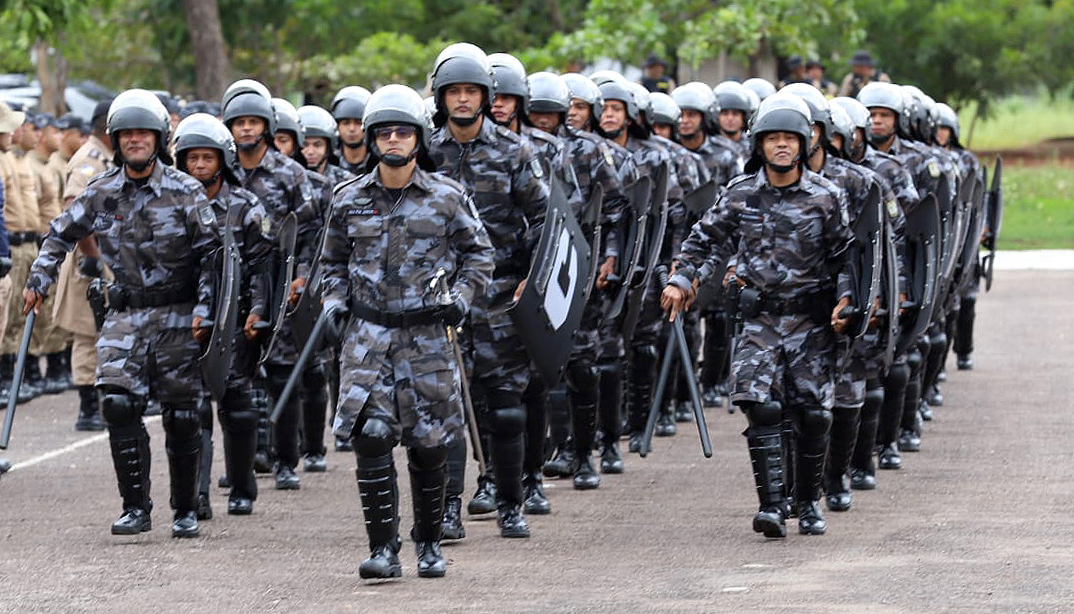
108;282;197;311
9;231;40;246
737;286;834;320
349;301;443;328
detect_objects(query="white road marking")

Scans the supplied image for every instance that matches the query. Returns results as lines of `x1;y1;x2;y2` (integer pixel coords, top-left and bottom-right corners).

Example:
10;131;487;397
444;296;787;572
7;415;162;472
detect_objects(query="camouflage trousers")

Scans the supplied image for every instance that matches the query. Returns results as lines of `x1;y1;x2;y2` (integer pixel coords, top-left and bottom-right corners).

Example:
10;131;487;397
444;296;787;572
332;319;464;449
459;277;531;398
731;313;837;410
96;304;203;406
834;328;887;408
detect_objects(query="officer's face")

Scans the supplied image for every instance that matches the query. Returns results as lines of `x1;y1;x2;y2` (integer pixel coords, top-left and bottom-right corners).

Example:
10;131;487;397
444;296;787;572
600;100;627;135
679;109;703;137
761;131;799;167
0;132;11;152
302;137;328;168
231;116;267;146
338;118;364;145
810;125;821;150
443;84;483;120
184;147;222;183
528;112;560;134
719;109;744;134
42;125;61;152
374;124;418;159
491;95;518;125
831;133;844;152
652;123;673;139
870;108;896;137
936;126;952;147
18;124;39;150
117;129;157;166
274;132;295;156
567;99;591;130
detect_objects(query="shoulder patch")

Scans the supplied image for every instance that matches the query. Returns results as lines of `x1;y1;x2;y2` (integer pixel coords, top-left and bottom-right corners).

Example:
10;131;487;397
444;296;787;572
529;156;544;179
598;142;615;167
198;202;216;227
886;199;899;219
928;162;940;178
260;216;272;236
299;180;313;204
80;165;96;178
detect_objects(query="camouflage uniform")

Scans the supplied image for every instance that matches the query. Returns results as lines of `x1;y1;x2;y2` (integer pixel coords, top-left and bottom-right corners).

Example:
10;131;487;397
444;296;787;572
322;167;493;447
321;163;357;188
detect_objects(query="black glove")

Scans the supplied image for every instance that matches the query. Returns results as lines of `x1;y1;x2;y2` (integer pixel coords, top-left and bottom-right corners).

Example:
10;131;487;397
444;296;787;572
323;303;349;347
439;292;468;328
0;256;11;279
79;256;103;278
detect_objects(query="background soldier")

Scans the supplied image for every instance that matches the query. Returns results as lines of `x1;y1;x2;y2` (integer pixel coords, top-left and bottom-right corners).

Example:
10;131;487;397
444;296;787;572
0;101;19;398
331;86;372;176
838;51;892;98
298;105;355;186
25;90;221;538
320;84;494;579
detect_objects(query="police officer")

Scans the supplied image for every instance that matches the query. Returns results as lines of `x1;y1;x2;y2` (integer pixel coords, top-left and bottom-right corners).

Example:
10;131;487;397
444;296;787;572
427;43;549;539
711;81;753;163
173;113;274;517
272;97;306;166
299;104;355;187
640;54;675;94
662;93;855;537
221;79;319;489
838;51;892;99
331;86;372;175
25;90;221;538
321;84;494;578
53;98;114;431
561;73;603;134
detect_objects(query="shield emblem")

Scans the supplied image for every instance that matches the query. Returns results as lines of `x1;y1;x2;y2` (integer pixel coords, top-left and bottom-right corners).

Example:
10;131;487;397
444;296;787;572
847;182;884;339
621;160;670;340
510;179;592;387
605;175;651;320
200;226;241;402
260;212;298;364
895;193;941;358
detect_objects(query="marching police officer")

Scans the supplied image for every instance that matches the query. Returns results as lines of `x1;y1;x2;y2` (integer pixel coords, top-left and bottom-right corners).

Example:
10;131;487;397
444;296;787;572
331;86;372;175
320;84;494;578
25;90;222;538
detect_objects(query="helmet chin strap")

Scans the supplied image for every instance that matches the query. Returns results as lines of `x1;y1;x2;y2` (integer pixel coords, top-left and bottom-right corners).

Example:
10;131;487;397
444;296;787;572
867;129;894;147
342;139;363;150
601;126;623;139
199;169;223;187
372;142;418;168
763;152;799;174
125;151;158;173
236;133;265;152
491;111;516;128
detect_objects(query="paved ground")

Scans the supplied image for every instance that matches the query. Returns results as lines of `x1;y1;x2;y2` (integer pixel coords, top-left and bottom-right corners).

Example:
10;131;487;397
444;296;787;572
1;269;1072;614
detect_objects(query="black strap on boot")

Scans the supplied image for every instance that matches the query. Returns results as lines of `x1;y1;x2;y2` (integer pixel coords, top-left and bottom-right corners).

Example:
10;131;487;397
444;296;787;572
164;405;203;538
408;447;448;578
301;364;328;457
795;406;831;535
356;452;401;579
850;380;884;489
824;406;859;512
742;400;787;538
219;387;259;508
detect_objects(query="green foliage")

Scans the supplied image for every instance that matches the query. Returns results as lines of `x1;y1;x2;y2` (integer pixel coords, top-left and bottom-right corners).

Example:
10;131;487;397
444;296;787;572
989;161;1074;250
959;89;1074;150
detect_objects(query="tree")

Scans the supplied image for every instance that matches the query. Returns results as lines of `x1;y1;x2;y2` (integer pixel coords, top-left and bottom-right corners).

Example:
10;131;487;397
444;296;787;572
183;0;232;100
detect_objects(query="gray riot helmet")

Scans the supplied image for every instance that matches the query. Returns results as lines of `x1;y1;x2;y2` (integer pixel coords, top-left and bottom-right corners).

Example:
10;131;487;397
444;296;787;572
672;81;719;134
745;93;812;173
363;84;436;171
934;102;961;147
173;112;240;186
562;73;603;129
781;83;834;140
222;79;276;151
902;85;934;143
423;96;441;128
527;72;570;115
626;81;653;122
489;52;529;123
858;81;908;143
331;86;372;121
648;92;681;129
828;103;856;159
431;42;495;126
271;98;304;148
598;79;644;139
713;81;753;120
107;88;174;168
298;105;338;149
589;70;625;87
831;97;871;160
742;77;777;102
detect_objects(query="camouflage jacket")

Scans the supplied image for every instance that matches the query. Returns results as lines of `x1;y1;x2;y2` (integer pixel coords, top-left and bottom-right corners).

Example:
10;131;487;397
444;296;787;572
429;118;549;281
210;181;274;316
887;137;947;203
674;168;853;302
693;134;745;188
320;166;494;315
29;161;220;318
322;163;357;188
556;124;626;259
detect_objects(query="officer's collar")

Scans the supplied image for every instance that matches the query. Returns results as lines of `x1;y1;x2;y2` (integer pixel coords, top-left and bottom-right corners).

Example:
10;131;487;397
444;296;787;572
210;180;232;210
121;160;164;196
757;166;809;195
363;165;432;194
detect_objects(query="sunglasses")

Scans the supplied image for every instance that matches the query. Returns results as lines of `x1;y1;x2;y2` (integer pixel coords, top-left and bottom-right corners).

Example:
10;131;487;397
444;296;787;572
373;125;417;140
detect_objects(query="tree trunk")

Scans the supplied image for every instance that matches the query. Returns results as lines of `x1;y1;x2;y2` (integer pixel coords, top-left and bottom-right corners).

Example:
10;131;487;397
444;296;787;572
184;0;232;101
748;36;778;84
35;40;67;115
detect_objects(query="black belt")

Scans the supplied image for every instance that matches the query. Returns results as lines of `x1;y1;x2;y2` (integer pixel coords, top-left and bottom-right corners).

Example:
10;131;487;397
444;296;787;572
108;283;196;311
9;231;40;246
349;302;443;328
757;291;834;317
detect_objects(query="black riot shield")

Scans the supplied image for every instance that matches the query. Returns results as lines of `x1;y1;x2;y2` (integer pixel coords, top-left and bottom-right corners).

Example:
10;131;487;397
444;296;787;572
579;183;604;303
200;226;242;402
260;212;298;364
605;176;651;320
621;161;670;339
682;179;719;217
895;194;941;357
984;156;1003;251
954;174;986;295
510;179;592;387
846;182;884;339
289;227;327;351
879;218;900;370
935;173;958;291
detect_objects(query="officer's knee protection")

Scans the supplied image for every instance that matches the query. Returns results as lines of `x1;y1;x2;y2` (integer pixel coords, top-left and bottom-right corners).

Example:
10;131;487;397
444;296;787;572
198;393;214;429
491;407;527;438
864;385;885;410
100;388;141;427
263;365;293;397
566;361;599;393
799;406;833;439
887;362;911;389
162;404;202;440
741;400;782;428
487;391;522;412
929;331;947;352
355;418;397;458
302;363;328;391
634;344;658;363
905;349;923;371
407;446;448;472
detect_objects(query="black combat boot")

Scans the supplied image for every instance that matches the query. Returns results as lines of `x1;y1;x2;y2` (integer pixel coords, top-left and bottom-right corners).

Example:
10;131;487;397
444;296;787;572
441;496;465;540
627;347;658;451
491;432;529;538
522;472;550;515
408;449;448;578
824;407;859;512
357;453;401;579
746;426;787;538
0;354;12;405
597;364;624;474
542;442;575;478
43;353;67;395
467;472;497;515
165;412;202;538
571;397;600;490
850;382;883;490
75;385;106;431
109;422;153;535
796;443;828;536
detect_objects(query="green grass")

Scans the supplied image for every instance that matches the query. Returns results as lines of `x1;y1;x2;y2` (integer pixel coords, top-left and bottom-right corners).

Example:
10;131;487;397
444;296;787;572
960;92;1074;151
990;161;1074;250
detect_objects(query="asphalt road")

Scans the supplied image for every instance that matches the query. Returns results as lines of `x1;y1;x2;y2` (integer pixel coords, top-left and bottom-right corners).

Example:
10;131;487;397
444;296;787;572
0;270;1071;614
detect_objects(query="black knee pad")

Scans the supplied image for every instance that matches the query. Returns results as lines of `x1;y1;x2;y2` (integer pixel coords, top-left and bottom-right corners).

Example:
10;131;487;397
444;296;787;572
566;361;599;393
99;389;142;426
886;362;911;389
355;418;397;457
799;406;833;439
162;405;202;441
302;363;328;391
929;331;947;353
905;349;923;371
407;446;448;472
634;344;658;364
864;385;885;410
741;400;782;428
491;407;527;438
263;365;293;396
